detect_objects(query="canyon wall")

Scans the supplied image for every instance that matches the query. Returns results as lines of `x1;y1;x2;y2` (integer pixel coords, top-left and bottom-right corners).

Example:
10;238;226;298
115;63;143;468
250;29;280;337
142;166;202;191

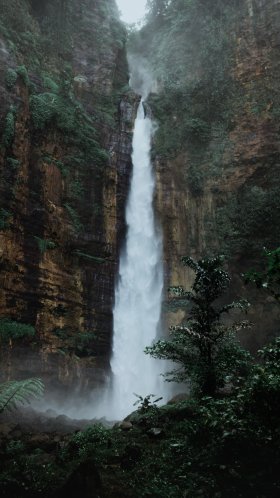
0;0;137;391
1;0;280;395
131;0;280;349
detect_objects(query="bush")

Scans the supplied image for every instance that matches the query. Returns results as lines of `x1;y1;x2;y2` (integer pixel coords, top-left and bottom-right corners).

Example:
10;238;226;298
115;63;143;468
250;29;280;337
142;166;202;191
0;208;11;230
33;236;57;253
2;108;15;148
0;319;35;343
16;65;29;86
5;68;17;90
64;204;84;233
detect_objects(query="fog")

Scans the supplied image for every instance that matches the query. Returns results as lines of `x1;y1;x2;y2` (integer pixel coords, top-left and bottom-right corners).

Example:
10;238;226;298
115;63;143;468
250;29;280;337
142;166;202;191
116;0;147;24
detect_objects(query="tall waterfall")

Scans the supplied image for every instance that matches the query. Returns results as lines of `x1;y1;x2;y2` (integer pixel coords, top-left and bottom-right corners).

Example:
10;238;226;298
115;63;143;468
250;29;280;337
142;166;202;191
108;99;166;420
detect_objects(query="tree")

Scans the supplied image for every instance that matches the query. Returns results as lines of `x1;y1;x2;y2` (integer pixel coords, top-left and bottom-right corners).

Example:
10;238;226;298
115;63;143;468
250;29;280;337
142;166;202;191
146;256;250;396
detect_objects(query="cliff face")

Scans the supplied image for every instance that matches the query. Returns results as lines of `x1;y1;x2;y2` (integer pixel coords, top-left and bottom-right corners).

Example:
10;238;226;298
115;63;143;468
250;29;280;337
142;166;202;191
132;0;280;348
0;0;137;390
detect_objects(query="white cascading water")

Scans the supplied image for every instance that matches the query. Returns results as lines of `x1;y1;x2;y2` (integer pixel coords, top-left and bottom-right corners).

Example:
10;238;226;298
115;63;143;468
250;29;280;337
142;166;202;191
107;99;167;420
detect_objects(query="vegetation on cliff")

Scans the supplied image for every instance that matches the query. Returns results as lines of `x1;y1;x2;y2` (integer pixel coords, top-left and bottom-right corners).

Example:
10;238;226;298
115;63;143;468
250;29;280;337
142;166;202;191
0;0;128;231
0;0;133;362
130;0;280;261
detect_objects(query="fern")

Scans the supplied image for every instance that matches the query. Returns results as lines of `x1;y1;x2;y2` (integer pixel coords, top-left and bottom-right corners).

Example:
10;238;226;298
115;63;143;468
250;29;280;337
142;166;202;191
0;378;44;414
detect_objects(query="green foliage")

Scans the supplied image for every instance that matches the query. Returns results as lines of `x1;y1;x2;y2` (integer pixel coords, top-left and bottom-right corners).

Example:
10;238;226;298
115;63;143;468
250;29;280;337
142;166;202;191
0;318;35;343
16;65;29;86
64;203;84;233
133;393;163;413
54;328;97;357
5;68;17;90
217;187;280;256
41;153;68;177
29;93;70;131
5;439;25;455
187;164;204;196
69;178;84;200
242;338;280;425
30;90;109;171
0;208;11;230
0;334;279;498
0;378;44;414
244;247;280;302
42;75;59;93
146;256;250;395
67;425;110;460
2;107;15;148
33;236;56;254
133;0;240;159
73;250;106;264
6;156;20;170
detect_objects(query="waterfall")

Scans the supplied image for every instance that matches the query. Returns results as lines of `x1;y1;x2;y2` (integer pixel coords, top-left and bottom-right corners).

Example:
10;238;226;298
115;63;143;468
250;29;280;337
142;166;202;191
105;97;168;420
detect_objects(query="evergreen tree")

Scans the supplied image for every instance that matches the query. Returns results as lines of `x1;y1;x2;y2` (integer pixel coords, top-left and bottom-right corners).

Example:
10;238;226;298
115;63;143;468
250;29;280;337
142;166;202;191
146;256;250;395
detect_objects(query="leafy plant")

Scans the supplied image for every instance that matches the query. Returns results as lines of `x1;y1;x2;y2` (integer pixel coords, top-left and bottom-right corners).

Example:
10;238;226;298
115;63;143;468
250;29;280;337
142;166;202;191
133;393;163;413
6;156;20;170
16;65;29;86
64;204;84;232
5;68;17;90
146;256;251;395
244;247;280;302
2;107;16;148
0;208;11;230
0;318;35;343
33;236;57;254
53;327;97;357
73;250;106;264
0;378;44;414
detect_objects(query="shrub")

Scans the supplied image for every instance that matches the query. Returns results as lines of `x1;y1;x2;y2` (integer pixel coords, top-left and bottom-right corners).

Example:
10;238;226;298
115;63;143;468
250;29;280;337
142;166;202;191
6;157;20;170
2;108;15;148
64;204;83;232
33;236;57;254
0;208;11;230
5;68;17;90
0;318;35;343
16;65;29;86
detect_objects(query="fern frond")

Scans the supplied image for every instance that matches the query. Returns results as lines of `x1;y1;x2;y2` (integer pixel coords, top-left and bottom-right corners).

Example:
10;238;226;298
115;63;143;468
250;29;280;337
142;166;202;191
0;378;44;414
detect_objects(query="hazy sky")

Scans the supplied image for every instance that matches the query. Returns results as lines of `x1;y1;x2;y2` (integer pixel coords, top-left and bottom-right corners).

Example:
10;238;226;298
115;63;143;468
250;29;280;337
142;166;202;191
116;0;147;23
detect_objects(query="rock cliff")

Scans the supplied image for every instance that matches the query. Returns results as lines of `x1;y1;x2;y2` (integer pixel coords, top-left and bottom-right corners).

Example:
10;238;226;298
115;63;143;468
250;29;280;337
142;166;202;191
1;0;280;395
0;0;137;391
131;0;280;348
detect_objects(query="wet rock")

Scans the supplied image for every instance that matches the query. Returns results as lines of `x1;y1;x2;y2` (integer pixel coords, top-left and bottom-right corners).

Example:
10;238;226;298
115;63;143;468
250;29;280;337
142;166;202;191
0;423;17;436
147;427;163;438
119;421;133;431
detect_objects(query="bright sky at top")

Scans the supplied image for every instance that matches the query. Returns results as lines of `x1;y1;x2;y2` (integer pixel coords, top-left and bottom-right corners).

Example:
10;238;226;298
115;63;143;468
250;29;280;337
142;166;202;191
116;0;147;24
